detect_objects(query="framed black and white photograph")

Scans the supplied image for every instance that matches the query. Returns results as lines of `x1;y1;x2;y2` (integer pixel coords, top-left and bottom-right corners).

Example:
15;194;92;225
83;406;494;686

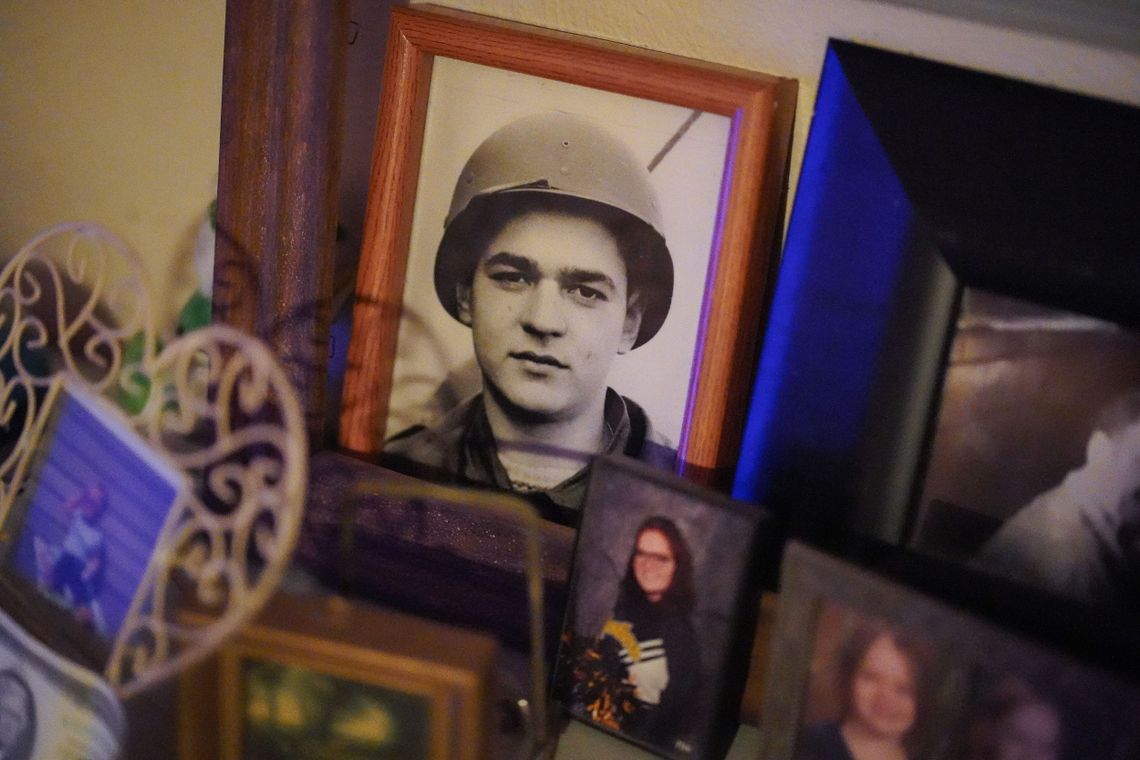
338;5;797;520
730;39;1140;614
0;378;186;667
553;454;769;759
760;542;1140;760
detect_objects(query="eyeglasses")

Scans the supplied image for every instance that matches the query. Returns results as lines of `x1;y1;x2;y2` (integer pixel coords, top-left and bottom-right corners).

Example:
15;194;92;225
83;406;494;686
634;549;674;567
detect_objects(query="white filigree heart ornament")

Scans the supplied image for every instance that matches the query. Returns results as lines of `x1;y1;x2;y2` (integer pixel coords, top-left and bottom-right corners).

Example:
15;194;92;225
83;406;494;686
0;222;307;698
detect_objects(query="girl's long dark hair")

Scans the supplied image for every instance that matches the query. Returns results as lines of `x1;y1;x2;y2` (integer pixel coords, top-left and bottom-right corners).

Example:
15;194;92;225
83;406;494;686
616;515;695;614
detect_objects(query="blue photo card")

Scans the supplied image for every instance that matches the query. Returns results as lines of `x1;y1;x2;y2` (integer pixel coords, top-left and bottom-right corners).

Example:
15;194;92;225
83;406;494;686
4;379;185;645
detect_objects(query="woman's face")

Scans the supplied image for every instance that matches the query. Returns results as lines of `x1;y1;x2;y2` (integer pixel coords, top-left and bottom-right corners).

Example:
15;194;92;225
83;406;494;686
993;702;1061;760
848;634;918;741
632;528;675;602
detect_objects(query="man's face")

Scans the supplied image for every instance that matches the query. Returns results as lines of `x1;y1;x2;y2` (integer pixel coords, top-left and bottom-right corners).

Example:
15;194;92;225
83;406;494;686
457;209;642;422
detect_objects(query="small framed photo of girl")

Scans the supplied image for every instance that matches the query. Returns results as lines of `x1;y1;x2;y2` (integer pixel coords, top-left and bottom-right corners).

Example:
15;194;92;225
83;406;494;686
791;603;954;760
553;454;771;759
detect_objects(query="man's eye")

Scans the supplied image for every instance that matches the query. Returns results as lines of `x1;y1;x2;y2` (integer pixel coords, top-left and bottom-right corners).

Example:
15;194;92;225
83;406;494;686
568;284;606;302
488;270;529;286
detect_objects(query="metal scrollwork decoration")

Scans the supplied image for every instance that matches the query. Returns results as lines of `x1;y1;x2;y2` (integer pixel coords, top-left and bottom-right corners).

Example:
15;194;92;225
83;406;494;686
0;222;307;698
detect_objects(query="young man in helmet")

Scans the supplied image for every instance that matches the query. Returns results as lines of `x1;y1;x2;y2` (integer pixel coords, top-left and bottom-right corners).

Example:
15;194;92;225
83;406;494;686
384;112;677;525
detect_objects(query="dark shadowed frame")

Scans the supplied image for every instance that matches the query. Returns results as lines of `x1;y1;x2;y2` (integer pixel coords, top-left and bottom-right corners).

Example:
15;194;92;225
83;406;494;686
553;454;771;759
337;4;797;487
732;39;1140;549
759;542;1140;760
177;591;497;760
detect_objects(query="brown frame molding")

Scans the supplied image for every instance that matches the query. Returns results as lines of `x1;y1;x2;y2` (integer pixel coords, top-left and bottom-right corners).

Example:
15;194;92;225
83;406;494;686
213;0;350;443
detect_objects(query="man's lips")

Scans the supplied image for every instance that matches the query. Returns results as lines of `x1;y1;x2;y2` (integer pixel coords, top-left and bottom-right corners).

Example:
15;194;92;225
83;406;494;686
509;351;568;369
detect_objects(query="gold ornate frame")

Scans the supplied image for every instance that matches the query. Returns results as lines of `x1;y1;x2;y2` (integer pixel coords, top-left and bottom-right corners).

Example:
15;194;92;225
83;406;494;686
178;592;497;760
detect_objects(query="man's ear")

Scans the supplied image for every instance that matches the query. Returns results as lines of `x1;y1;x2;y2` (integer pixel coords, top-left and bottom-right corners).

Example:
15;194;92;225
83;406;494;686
456;283;473;326
618;291;643;355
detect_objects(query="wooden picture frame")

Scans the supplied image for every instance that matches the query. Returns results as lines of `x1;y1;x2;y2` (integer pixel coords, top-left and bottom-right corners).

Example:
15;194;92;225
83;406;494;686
337;4;797;489
760;542;1140;760
732;40;1140;564
178;591;497;760
553;454;771;759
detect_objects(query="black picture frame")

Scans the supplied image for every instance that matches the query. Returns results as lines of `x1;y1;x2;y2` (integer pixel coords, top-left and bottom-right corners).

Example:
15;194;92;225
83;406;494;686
553;454;771;759
760;542;1140;760
731;39;1140;555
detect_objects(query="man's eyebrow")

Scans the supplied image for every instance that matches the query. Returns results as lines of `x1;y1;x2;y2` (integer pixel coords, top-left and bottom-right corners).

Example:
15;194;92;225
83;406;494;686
560;268;617;290
482;251;538;274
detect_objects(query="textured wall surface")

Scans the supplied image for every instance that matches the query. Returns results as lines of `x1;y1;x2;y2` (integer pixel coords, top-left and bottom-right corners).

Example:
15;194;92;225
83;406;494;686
414;0;1140;207
2;0;1137;335
0;2;225;330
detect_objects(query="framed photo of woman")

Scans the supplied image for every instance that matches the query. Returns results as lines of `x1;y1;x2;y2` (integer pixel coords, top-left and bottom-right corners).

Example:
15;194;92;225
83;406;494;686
552;454;771;759
760;542;1140;760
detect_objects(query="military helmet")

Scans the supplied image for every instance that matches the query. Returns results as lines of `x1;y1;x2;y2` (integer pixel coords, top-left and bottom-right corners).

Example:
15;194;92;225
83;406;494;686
433;111;674;349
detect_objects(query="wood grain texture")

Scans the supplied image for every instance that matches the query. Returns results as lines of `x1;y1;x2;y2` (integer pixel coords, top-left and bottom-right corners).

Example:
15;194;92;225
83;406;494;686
214;0;349;445
338;4;797;488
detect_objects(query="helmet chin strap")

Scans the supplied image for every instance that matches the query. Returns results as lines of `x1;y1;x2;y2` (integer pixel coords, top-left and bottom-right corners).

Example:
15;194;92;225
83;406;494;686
648;109;702;173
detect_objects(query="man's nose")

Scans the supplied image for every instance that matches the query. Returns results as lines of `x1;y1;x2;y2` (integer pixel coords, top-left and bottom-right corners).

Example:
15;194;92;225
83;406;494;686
521;280;567;337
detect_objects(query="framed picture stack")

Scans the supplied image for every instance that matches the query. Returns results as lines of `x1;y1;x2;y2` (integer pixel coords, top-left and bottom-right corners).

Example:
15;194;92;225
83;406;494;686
732;33;1140;760
178;591;498;760
732;38;1140;617
201;2;1140;759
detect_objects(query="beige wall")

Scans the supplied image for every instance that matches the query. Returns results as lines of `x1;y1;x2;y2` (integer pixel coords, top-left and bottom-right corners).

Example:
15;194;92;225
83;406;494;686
0;2;225;329
415;0;1140;212
2;0;1138;332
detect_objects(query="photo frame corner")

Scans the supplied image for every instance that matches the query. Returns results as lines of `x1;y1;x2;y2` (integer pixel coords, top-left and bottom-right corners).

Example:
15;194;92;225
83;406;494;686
733;36;1140;556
